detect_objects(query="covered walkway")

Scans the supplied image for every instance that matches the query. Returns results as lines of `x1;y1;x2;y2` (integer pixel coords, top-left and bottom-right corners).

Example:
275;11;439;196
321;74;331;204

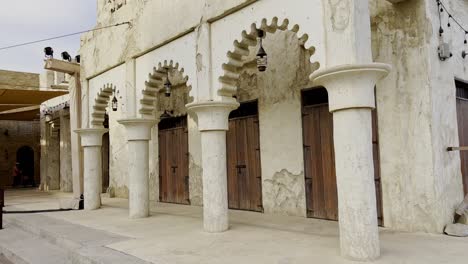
1;189;467;264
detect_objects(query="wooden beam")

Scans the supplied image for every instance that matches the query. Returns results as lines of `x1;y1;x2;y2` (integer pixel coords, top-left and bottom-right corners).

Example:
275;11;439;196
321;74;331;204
44;59;80;74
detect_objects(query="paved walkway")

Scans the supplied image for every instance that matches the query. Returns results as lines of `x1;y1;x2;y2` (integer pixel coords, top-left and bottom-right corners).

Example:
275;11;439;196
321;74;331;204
2;189;468;263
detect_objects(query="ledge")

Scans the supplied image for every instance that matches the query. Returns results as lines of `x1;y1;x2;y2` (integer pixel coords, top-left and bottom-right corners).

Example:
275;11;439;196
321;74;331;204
44;59;80;75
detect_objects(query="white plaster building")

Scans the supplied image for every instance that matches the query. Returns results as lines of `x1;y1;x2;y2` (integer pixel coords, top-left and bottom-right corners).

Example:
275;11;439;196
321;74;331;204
72;0;468;261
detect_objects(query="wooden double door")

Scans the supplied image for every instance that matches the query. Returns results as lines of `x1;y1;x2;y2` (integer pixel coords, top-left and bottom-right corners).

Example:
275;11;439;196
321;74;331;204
158;116;190;204
456;80;468;195
226;101;263;212
301;88;383;225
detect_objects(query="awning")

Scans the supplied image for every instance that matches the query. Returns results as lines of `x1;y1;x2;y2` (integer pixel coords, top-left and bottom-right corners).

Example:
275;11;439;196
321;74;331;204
0;88;68;121
0;106;40;121
0;88;68;105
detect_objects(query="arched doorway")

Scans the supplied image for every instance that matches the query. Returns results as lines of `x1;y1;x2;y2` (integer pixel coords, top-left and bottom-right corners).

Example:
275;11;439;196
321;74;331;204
219;17;319;215
16;146;35;187
90;84;116;195
140;60;193;205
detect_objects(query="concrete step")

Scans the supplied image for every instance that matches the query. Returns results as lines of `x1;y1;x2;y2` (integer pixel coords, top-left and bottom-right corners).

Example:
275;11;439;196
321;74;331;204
2;213;151;264
0;225;71;264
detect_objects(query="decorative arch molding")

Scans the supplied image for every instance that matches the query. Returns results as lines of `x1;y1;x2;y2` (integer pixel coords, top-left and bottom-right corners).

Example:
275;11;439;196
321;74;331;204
90;83;114;128
139;60;193;118
218;17;321;97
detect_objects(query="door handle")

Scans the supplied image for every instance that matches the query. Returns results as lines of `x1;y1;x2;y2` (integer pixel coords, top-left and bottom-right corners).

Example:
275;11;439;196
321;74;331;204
236;165;246;175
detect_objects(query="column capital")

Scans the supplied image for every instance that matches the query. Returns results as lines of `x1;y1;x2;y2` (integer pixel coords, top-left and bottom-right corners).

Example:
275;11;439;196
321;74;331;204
75;128;108;147
310;63;391;112
118;118;157;141
186;100;239;131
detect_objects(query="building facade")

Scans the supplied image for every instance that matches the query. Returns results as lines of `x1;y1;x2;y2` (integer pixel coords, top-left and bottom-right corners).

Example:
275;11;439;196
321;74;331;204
75;0;468;260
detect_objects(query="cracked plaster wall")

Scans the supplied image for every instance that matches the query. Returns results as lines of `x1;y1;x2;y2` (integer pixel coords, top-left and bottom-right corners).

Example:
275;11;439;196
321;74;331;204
370;0;467;233
81;0;323;214
235;30;315;217
80;0;468;232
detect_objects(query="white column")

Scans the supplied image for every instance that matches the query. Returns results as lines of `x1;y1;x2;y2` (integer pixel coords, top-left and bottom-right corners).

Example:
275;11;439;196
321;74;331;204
75;128;108;210
310;64;391;261
186;101;239;232
70;74;83;200
118;119;156;218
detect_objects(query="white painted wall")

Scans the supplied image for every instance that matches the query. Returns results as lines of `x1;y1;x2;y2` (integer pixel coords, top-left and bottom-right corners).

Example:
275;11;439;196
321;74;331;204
78;0;468;233
89;65;129;198
210;0;324;99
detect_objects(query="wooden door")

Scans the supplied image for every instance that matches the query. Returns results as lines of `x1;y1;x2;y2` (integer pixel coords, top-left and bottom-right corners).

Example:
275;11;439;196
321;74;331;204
302;88;383;224
158;116;190;204
102;132;110;193
226;101;263;212
456;80;468;195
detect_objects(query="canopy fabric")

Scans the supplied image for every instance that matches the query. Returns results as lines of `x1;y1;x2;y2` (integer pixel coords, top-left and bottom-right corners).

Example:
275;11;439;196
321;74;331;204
0;104;34;112
0;88;68;121
0;88;68;105
0;107;40;121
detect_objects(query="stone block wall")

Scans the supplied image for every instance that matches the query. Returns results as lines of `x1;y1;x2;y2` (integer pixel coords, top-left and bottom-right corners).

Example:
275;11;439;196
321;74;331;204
0;120;40;187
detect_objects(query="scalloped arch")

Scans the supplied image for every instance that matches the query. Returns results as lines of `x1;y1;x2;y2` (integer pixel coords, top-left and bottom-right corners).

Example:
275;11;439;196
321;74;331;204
90;83;115;128
139;59;192;118
218;17;321;97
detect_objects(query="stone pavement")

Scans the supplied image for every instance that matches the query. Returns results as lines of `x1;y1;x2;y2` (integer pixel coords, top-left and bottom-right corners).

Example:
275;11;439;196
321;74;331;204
1;189;468;264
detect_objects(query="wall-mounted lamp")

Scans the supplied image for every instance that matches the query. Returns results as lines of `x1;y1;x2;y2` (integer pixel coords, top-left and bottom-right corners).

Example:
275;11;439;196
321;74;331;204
438;43;452;61
44;47;54;59
164;67;172;97
44;110;52;122
463;50;467;59
111;87;118;112
75;55;81;63
256;29;268;72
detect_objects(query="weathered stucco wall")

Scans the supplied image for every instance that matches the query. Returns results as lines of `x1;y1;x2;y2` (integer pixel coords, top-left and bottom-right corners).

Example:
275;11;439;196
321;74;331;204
425;0;468;230
84;0;258;78
89;65;129;198
235;30;315;217
80;0;468;233
370;0;466;232
210;0;324;99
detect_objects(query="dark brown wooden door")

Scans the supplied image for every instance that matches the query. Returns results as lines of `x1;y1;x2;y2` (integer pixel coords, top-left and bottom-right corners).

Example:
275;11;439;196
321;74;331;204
158;116;190;205
456;81;468;195
227;101;263;212
302;88;383;225
102;132;110;193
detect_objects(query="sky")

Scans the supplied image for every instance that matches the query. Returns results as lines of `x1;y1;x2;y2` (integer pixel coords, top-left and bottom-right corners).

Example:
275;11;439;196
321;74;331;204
0;1;97;74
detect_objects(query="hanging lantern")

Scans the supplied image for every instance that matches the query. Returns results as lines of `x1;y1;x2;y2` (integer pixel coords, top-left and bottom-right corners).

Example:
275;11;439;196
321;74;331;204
112;95;118;112
256;29;267;72
164;68;172;97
